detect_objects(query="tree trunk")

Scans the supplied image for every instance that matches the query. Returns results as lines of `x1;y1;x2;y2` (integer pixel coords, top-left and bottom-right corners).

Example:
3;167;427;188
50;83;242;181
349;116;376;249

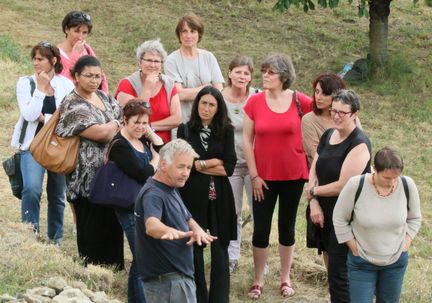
369;0;392;67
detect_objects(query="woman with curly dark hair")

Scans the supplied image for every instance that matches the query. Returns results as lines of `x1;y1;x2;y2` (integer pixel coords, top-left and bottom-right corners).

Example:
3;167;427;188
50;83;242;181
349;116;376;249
177;86;237;303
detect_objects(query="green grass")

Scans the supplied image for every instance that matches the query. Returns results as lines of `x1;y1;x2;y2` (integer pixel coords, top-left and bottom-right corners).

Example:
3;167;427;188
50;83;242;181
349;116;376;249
0;0;431;302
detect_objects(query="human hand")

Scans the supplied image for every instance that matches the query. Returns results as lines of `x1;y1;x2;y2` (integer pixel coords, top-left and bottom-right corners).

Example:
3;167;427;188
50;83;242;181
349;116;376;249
161;228;193;241
143;71;160;90
72;40;86;54
36;70;52;93
37;113;45;123
347;239;359;256
186;228;217;246
309;199;324;228
403;234;412;252
252;176;268;202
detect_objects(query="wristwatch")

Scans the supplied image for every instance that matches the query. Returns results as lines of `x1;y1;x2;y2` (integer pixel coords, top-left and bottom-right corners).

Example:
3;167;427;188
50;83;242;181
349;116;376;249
309;187;316;199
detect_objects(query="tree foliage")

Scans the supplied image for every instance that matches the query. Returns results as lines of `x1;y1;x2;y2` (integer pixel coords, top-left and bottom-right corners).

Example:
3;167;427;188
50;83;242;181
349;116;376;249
264;0;418;17
262;0;420;68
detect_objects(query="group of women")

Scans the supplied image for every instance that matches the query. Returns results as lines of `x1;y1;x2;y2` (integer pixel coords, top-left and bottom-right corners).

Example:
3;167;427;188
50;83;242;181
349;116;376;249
11;8;422;303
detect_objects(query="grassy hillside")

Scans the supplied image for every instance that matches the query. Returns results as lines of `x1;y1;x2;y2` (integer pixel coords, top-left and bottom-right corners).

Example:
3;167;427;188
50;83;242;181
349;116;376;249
0;1;431;302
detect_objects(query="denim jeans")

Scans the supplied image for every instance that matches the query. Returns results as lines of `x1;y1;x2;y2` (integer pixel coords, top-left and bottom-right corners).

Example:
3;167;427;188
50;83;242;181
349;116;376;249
227;166;253;261
143;275;196;303
20;150;65;243
347;250;409;303
115;208;146;303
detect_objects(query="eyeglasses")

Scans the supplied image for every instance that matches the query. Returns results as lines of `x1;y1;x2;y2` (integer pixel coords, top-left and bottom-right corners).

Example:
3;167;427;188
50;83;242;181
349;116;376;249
39;41;53;49
261;68;279;76
71;11;91;22
141;58;163;65
80;73;102;81
330;108;352;118
37;41;55;56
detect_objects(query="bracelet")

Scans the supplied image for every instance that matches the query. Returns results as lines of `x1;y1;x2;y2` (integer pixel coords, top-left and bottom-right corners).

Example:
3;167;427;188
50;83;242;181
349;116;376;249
251;175;259;181
144;128;154;138
199;160;206;169
113;119;121;128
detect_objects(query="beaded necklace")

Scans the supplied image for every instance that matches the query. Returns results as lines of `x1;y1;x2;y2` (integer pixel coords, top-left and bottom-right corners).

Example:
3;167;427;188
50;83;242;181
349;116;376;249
372;173;395;197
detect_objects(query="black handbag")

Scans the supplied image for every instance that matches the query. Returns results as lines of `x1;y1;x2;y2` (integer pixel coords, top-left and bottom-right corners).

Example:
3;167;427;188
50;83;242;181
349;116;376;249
2;152;24;199
2;77;35;199
89;140;143;209
305;204;319;248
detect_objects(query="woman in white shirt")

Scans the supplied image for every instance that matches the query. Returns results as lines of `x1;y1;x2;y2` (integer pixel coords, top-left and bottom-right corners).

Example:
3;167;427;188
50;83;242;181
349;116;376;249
12;41;74;244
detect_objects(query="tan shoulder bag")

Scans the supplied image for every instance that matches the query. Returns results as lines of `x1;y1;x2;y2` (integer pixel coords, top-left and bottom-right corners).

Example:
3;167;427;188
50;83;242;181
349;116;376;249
30;110;80;174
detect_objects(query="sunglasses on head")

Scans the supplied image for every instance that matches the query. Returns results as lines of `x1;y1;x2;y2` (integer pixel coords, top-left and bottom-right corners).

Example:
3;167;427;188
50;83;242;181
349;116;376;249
71;11;91;22
39;41;53;49
124;101;151;111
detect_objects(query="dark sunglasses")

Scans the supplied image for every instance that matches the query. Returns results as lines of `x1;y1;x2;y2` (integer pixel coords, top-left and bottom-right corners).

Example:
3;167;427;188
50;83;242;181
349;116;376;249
37;41;56;56
39;41;53;49
71;11;91;22
124;101;151;111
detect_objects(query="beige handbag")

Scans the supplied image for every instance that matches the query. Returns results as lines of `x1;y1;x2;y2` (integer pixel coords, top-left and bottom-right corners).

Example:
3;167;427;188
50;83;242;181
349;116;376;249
30;110;80;174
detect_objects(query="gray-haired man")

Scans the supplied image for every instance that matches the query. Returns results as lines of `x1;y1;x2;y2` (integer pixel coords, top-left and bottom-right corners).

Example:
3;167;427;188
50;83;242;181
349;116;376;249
135;139;216;303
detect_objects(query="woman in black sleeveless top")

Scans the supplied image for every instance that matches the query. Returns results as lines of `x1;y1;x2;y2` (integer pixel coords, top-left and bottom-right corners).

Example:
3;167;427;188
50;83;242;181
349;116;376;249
305;89;372;303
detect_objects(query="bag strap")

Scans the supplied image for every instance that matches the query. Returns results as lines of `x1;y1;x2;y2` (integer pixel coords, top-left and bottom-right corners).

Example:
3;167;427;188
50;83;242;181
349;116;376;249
401;176;410;211
350;174;410;222
104;138;121;164
18;77;36;145
350;174;366;223
182;123;189;141
294;91;304;118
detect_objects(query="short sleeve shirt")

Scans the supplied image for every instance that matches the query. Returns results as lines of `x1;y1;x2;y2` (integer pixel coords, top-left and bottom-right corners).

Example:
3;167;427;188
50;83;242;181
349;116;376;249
243;91;312;181
135;178;194;280
164;49;224;122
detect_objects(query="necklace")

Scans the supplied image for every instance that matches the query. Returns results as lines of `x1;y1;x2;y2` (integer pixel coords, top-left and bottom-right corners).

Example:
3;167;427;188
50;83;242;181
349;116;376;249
372;173;395;197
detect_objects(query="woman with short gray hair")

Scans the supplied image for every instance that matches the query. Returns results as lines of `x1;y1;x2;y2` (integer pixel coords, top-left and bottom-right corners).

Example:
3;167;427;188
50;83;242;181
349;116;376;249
243;53;312;299
115;38;181;143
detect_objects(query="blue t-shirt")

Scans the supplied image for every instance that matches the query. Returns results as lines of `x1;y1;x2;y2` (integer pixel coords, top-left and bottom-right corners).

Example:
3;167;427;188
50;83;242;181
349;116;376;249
135;177;194;280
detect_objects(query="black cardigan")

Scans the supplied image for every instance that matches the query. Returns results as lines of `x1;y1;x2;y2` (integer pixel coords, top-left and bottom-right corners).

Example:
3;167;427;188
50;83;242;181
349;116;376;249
108;132;162;184
177;123;237;244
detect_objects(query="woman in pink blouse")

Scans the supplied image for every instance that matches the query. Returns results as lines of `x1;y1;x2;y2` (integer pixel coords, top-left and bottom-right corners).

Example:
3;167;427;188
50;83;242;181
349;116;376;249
57;11;108;92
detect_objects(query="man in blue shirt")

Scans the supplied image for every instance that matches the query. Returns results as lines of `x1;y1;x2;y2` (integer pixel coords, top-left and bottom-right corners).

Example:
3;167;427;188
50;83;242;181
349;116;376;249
135;139;216;303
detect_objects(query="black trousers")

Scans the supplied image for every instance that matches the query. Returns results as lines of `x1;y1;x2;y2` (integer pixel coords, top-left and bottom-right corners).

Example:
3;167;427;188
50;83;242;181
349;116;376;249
252;179;305;248
193;239;229;303
328;227;350;303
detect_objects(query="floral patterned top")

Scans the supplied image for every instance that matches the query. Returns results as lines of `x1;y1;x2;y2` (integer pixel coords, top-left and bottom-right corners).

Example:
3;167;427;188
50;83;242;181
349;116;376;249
56;90;122;201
